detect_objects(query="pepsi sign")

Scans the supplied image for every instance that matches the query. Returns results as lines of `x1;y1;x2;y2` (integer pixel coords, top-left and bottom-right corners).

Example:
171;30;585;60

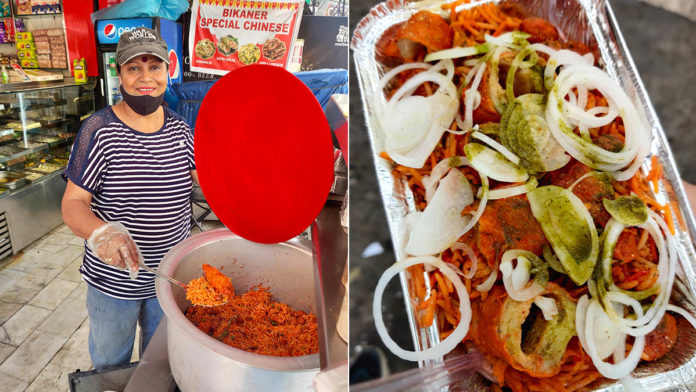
103;24;116;39
96;18;153;44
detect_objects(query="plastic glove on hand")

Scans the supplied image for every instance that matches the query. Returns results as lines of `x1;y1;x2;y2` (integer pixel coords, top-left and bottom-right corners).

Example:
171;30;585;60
87;222;141;278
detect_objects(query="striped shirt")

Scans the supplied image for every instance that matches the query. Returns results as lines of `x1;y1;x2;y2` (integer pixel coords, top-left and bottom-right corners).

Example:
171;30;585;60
65;106;195;300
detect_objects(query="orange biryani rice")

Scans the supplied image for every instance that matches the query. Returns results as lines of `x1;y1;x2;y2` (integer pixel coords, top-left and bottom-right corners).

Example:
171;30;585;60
185;265;319;357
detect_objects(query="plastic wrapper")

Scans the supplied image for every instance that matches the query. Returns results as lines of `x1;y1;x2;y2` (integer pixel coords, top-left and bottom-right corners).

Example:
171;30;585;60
352;0;696;389
90;0;189;23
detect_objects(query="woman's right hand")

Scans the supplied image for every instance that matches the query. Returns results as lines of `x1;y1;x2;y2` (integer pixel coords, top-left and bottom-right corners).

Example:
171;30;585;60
87;222;141;273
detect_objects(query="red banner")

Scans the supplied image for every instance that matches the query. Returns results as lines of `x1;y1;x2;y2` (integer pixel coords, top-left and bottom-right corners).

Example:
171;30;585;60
189;0;303;75
63;0;98;76
98;0;125;9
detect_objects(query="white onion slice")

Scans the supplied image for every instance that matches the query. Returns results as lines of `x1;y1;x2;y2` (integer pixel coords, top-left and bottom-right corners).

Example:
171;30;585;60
484;32;529;49
472;130;521;165
429;59;455;80
423;156;489;245
591;305;622;359
476;267;498;292
457;170;489;239
533;296;558;321
667;304;696;329
510;257;530;291
500;250;544;301
383;66;459;168
599;214;676;337
620;376;641;392
373;256;471;361
543;49;594;90
581;296;646;379
576;295;590;351
488;46;506;114
528;43;556;56
479;177;539;200
564;98;618;129
405;169;473;256
423;156;468;203
466;143;529;183
545;64;650;181
425;43;489;62
463;62;486;131
384;95;433;153
568;171;601;191
450;242;478;279
378;62;432;91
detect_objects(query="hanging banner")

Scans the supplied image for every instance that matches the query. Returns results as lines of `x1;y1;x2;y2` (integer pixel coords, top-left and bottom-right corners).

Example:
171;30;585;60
189;0;303;75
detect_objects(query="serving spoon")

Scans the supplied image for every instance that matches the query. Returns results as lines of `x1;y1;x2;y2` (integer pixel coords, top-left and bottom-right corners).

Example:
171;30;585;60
137;260;229;307
138;261;188;289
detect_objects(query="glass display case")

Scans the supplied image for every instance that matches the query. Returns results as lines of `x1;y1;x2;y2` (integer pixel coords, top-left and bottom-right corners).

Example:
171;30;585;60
0;78;95;259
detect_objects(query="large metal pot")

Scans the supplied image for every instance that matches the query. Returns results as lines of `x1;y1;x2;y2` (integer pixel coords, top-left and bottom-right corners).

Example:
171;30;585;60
156;229;320;392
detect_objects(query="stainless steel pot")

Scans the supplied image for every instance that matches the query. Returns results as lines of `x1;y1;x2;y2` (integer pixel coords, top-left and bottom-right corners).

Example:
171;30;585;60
156;229;320;392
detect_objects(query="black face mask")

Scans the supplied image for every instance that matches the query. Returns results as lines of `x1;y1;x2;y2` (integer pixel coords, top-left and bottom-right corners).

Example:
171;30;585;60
120;85;164;116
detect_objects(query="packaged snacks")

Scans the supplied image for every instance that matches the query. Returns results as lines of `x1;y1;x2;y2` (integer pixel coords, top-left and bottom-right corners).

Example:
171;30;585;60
73;58;87;83
16;0;30;15
0;0;9;17
17;50;36;60
16;41;34;50
14;18;25;33
15;31;32;41
4;17;12;42
20;58;37;68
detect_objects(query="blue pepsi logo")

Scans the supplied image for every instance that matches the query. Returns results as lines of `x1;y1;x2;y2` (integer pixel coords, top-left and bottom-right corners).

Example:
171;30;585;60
104;24;116;39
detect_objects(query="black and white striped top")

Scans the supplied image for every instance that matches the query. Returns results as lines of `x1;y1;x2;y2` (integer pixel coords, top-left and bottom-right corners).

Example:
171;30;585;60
65;106;195;300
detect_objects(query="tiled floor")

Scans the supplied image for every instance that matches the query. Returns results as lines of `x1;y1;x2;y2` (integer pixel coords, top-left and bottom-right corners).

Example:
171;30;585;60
0;220;225;392
0;224;128;392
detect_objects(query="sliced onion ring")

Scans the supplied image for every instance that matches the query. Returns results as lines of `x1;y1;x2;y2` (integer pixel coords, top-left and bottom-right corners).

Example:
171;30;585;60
472;130;520;165
422;156;489;243
476;267;498;292
500;250;545;301
424;43;489;62
378;62;432;91
581;295;645;379
480;177;538;200
545;64;650;181
533;295;558;321
667;304;696;329
373;256;471;361
450;242;478;279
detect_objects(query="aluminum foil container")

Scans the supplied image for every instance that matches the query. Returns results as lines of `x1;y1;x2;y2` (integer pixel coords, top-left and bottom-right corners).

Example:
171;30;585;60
352;0;696;389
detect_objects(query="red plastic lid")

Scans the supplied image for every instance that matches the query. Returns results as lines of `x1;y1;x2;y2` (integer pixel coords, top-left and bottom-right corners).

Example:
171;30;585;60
194;65;334;244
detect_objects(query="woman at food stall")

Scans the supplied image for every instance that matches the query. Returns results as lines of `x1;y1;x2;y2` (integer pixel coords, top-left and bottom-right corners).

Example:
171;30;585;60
61;27;197;369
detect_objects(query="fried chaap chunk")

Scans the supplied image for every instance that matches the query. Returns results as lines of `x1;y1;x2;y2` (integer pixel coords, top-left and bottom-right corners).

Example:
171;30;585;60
376;10;452;64
202;263;235;298
474;195;548;266
543;159;615;227
642;313;678;361
471;283;577;377
519;17;559;44
185;264;235;307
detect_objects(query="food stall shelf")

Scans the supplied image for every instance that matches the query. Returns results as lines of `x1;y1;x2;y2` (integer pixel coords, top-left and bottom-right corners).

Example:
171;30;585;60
0;79;95;259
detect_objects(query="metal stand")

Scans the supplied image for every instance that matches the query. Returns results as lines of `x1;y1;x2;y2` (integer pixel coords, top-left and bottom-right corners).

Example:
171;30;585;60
311;199;348;369
190;186;212;232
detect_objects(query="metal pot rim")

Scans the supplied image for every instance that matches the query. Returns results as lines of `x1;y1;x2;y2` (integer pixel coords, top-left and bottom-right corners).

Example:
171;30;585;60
156;228;320;372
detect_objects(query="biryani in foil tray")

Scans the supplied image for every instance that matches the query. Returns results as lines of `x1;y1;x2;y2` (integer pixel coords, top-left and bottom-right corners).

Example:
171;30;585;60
352;0;696;390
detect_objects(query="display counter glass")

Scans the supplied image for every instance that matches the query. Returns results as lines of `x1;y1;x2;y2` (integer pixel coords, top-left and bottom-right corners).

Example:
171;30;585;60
0;78;95;259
